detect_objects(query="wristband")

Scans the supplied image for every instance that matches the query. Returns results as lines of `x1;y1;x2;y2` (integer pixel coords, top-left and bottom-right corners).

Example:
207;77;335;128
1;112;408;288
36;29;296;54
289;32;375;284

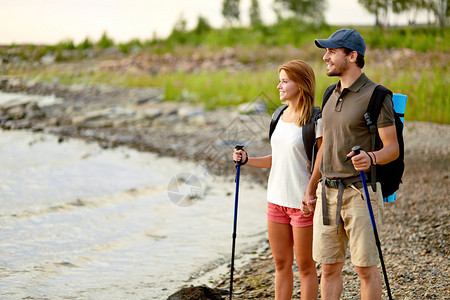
368;151;376;165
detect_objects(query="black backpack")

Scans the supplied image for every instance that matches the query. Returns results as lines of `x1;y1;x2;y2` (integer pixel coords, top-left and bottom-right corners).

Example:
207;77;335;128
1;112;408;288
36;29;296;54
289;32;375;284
269;105;322;172
322;84;405;198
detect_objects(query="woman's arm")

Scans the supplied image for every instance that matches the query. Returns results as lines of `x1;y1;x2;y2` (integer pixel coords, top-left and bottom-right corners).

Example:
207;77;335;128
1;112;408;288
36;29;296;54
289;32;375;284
233;149;272;169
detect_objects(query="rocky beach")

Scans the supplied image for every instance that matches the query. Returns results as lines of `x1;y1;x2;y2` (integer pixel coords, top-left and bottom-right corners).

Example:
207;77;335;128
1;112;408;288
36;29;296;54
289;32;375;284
0;76;448;299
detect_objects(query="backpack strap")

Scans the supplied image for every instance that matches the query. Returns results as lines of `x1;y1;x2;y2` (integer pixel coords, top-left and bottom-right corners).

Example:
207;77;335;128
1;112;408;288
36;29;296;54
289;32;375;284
364;85;393;192
303;106;321;165
269;104;288;140
321;83;337;110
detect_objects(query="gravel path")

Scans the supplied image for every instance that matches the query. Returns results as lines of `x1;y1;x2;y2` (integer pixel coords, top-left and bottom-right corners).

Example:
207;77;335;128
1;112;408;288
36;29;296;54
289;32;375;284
212;121;450;299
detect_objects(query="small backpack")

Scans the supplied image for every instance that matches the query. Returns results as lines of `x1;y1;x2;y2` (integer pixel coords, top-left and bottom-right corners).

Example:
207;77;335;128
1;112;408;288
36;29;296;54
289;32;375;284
269;105;322;172
321;84;405;198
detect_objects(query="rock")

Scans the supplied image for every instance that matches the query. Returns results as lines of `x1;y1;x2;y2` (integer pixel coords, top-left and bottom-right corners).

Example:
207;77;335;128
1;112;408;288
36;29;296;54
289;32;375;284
40;54;56;65
72;107;135;125
188;114;207;126
152;114;181;126
5;105;26;119
167;285;226;300
25;101;45;119
140;107;163;120
177;106;204;120
80;120;114;128
136;94;164;104
0;92;63;109
7;78;22;88
237;102;267;114
0;96;31;110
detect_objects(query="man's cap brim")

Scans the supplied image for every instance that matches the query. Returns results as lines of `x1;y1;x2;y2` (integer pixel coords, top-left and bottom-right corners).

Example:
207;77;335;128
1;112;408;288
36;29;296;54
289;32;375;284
315;39;340;49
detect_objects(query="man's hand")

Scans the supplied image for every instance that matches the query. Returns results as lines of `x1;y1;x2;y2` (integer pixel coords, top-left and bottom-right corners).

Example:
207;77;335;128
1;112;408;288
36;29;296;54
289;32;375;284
347;150;371;171
301;194;317;217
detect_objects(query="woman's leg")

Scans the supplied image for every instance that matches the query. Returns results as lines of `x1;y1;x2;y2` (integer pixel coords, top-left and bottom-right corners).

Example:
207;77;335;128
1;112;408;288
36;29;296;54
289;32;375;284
293;225;318;300
267;220;294;300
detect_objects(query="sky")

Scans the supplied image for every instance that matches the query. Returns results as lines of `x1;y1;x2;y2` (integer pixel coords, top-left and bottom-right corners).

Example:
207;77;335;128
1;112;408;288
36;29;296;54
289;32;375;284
0;0;425;45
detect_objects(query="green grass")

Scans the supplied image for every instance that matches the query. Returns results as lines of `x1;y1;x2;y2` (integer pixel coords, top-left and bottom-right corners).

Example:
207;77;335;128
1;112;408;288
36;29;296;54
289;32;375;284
366;66;449;124
15;58;448;123
3;23;448;123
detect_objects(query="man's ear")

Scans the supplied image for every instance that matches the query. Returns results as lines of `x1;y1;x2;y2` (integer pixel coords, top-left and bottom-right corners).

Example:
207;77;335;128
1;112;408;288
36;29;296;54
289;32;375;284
348;51;358;63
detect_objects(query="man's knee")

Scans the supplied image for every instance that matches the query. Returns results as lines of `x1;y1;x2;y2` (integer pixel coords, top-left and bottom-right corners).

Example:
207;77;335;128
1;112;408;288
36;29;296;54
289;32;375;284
354;265;380;281
321;263;344;279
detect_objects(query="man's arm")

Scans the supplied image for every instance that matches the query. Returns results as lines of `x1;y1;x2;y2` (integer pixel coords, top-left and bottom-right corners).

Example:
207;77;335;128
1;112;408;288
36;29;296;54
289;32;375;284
302;137;323;214
350;124;399;171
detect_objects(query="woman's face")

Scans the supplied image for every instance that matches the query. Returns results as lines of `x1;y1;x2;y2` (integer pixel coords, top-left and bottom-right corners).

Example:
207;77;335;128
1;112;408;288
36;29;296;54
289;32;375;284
277;69;300;102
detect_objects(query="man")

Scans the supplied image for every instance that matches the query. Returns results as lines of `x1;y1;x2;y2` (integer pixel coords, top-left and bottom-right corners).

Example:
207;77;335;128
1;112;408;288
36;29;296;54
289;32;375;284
302;29;399;299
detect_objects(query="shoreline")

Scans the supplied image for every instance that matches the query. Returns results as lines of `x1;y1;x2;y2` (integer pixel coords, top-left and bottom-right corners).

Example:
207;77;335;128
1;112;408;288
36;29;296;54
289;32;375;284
1;80;449;299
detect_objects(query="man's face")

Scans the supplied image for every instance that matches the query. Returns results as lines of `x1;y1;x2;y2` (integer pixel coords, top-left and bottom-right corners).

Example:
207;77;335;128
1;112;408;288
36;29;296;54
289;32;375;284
323;48;349;77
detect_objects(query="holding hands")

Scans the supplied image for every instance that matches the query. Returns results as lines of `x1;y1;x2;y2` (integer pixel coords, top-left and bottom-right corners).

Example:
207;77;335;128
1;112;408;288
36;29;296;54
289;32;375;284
301;194;317;217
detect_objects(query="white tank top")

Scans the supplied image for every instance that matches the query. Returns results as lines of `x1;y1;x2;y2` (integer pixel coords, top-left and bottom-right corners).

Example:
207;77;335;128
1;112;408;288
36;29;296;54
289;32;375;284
267;117;323;209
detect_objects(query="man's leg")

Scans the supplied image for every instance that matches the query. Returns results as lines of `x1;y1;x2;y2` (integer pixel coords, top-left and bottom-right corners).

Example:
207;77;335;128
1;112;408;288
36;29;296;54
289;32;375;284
354;265;382;300
320;262;344;300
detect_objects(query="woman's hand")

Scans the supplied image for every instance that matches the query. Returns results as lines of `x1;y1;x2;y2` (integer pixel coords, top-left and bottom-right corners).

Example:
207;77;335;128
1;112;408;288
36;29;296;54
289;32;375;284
233;149;247;164
301;194;317;217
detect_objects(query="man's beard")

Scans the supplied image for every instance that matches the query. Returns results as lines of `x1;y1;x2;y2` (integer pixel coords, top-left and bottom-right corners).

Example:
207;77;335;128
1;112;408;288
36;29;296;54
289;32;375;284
326;61;348;77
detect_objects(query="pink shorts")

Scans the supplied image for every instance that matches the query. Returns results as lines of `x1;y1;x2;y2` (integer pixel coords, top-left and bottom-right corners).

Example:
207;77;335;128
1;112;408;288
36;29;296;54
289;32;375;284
267;202;313;228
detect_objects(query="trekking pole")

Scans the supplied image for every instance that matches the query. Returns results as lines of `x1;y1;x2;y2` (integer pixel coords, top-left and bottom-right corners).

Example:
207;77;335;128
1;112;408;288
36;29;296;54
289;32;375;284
351;146;393;300
229;144;244;300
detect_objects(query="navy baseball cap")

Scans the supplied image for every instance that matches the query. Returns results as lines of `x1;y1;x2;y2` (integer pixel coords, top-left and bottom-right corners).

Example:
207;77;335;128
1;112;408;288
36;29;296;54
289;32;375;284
315;29;366;56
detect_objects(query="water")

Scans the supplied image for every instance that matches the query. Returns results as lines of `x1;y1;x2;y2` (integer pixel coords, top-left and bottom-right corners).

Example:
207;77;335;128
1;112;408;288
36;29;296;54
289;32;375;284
0;130;267;299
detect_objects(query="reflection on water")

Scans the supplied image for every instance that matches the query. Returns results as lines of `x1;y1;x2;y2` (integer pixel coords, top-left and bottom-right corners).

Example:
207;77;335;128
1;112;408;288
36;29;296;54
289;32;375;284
0;130;267;299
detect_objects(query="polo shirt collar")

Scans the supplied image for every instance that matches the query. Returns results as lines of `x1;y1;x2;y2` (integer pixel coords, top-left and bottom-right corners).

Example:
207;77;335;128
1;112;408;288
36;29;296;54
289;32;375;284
336;73;369;93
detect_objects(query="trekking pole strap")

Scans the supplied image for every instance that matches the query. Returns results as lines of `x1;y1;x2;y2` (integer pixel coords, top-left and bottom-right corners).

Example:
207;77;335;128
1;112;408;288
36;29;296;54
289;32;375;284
364;112;378;192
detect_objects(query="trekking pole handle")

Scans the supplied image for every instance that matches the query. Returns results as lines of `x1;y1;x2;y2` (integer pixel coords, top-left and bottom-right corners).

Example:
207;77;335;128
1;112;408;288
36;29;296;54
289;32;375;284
234;145;245;167
352;145;362;156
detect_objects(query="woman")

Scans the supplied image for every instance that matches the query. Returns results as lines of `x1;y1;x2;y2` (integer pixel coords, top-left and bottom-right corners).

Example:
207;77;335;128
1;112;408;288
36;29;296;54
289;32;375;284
233;60;321;300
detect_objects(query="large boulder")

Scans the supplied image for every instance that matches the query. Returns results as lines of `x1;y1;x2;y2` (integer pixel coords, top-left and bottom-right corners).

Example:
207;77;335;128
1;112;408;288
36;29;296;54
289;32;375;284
167;285;226;300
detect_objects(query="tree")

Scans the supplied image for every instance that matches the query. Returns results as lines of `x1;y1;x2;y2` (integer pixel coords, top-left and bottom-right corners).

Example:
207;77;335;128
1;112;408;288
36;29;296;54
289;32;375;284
359;0;448;27
168;14;188;45
273;0;325;23
96;31;114;49
358;0;389;26
250;0;263;27
222;0;240;25
429;0;448;27
194;16;211;35
77;37;93;50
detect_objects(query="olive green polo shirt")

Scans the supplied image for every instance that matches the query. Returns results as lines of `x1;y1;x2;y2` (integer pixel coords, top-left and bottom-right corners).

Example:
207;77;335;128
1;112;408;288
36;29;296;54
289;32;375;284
320;73;395;179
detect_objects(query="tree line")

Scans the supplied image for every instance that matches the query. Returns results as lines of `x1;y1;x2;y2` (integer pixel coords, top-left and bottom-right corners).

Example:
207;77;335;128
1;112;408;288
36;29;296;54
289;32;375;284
222;0;448;27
